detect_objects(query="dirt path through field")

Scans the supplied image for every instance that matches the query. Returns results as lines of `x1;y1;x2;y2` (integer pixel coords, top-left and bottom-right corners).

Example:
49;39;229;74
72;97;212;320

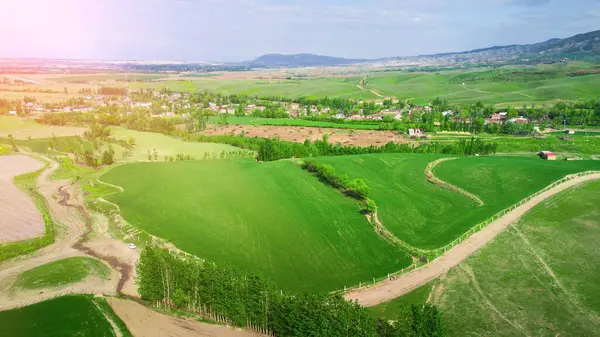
107;297;264;337
0;153;139;309
425;158;484;206
345;173;600;306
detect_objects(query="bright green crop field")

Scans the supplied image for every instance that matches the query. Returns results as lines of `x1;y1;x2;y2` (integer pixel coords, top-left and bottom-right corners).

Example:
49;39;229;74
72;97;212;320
132;77;379;100
12;257;110;290
316;154;600;249
365;66;600;105
100;159;411;292
0;295;130;337
108;128;240;162
125;63;600;105
370;179;600;337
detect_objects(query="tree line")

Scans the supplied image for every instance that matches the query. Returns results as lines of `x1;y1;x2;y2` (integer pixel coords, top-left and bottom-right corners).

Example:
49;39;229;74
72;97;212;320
184;133;498;162
137;246;445;337
301;160;376;213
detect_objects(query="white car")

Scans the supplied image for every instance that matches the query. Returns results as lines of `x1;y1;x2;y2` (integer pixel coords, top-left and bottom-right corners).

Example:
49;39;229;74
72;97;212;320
127;243;136;249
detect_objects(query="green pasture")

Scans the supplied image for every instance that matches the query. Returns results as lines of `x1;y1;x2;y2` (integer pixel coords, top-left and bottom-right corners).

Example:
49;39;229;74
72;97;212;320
100;159;411;292
131;77;378;100
366;70;600;105
0;116;84;139
370;179;600;337
0;144;9;155
209;116;380;130
108;128;240;162
493;135;600;156
316;154;599;249
12;257;110;290
0;295;131;337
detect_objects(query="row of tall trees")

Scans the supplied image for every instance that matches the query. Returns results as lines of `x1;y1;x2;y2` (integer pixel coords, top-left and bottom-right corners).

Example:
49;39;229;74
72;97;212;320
137;247;445;337
185;133;498;162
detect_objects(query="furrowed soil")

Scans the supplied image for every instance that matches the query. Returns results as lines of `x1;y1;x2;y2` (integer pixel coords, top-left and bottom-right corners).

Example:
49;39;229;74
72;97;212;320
0;153;139;309
0;155;45;243
203;124;411;147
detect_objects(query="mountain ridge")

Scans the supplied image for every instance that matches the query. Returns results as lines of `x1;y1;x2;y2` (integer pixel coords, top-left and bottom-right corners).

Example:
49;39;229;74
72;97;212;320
250;29;600;68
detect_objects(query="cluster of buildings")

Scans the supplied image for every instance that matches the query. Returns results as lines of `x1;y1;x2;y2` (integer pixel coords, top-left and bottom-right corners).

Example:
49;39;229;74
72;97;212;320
485;112;530;125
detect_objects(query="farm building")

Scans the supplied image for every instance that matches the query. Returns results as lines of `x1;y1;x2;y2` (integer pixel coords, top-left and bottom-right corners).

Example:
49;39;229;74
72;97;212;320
408;128;424;136
538;151;556;160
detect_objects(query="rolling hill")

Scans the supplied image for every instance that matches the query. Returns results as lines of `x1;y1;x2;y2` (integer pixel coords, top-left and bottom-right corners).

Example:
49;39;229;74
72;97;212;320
249;53;368;68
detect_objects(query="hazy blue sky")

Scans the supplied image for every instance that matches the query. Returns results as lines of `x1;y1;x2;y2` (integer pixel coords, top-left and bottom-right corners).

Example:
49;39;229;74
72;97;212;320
1;0;598;62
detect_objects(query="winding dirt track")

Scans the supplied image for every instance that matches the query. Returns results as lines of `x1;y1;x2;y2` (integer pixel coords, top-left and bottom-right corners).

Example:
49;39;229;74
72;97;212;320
345;172;600;306
0;153;139;309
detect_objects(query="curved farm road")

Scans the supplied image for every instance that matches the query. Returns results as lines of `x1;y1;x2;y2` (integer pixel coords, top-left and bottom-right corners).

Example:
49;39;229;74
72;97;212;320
345;172;600;306
107;298;263;337
0;153;139;309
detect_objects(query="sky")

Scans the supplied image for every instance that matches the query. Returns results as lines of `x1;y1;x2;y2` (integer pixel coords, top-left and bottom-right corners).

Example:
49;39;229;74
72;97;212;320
0;0;599;62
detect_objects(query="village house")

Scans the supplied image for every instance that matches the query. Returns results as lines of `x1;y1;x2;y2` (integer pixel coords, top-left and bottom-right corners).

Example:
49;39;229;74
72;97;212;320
538;151;556;160
509;116;529;124
408;128;424;136
442;110;454;117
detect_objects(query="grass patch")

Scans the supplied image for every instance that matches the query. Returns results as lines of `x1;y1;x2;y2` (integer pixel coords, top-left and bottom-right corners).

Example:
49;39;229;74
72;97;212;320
372;179;600;336
0;162;56;262
0;144;9;155
316;154;599;249
51;156;96;181
0;294;131;337
12;257;110;290
109;128;241;162
0;116;84;139
100;158;411;292
368;281;435;319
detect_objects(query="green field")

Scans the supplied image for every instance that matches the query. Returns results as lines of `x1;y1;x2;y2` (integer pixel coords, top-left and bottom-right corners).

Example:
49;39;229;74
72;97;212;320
108;128;241;162
316;154;600;249
370;179;600;336
209;116;380;130
0;295;130;337
366;64;600;105
0;116;84;139
100;159;411;292
131;77;379;100
12;257;110;290
123;63;600;105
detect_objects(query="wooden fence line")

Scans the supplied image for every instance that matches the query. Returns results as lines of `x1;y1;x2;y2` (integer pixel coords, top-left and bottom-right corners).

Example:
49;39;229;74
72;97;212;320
337;170;600;294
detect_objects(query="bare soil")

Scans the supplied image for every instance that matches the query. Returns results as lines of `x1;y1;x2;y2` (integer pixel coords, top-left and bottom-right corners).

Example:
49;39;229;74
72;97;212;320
345;173;600;306
0;155;45;243
0;153;139;309
203;125;410;147
107;297;263;337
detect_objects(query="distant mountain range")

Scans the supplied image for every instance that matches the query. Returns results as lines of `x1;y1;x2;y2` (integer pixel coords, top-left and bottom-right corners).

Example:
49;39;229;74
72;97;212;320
248;30;600;68
1;30;598;74
248;53;368;68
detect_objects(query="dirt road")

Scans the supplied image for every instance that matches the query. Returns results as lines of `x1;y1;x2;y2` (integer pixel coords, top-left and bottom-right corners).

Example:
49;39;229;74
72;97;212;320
345;172;600;306
107;298;263;337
